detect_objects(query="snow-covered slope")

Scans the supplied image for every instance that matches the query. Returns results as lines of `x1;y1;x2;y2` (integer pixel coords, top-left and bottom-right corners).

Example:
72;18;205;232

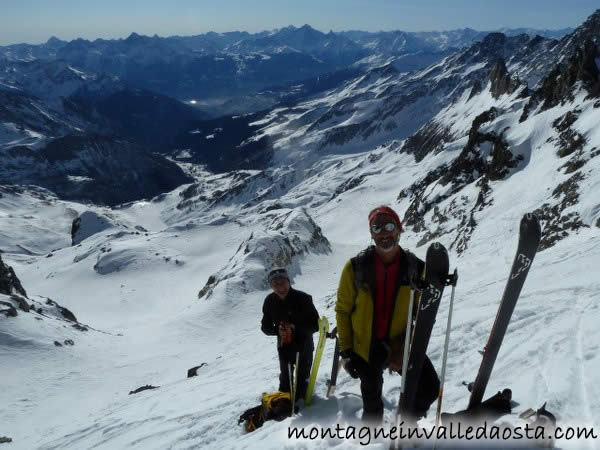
2;75;600;449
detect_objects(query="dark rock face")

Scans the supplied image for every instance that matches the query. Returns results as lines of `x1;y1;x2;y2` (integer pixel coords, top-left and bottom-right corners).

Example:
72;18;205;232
71;211;115;245
400;104;525;255
45;299;78;322
129;385;160;395
400;165;448;232
521;39;599;121
489;58;521;99
331;175;366;200
0;255;27;297
2;135;193;206
441;108;522;187
402;122;453;163
468;80;483;100
553;110;587;159
0;301;18;317
534;172;589;250
187;363;208;378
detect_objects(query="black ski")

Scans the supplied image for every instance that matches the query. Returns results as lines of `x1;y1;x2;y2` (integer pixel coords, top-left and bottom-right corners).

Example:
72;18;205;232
397;242;450;420
326;327;341;397
467;213;541;410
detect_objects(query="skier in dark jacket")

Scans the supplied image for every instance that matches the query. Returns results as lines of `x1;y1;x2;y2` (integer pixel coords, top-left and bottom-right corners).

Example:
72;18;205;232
335;205;440;423
261;267;319;401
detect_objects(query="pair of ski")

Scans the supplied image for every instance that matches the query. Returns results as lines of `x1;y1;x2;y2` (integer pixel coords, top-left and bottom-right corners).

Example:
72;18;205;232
392;213;540;448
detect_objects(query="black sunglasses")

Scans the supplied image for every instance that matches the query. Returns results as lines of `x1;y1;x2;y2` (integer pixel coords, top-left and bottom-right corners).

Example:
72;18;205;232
370;222;397;234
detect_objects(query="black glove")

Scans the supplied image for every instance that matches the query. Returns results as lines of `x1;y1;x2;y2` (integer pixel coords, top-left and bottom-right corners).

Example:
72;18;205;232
340;350;361;379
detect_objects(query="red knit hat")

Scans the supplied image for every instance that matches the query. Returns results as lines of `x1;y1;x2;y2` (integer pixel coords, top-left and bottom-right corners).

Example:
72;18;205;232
368;206;402;231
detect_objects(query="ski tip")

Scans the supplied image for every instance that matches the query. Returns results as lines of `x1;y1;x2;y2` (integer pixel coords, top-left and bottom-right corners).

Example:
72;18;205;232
427;242;448;256
522;212;540;226
521;212;542;237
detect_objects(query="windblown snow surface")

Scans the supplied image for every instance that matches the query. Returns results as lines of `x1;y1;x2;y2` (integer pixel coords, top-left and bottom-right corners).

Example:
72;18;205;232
2;83;600;449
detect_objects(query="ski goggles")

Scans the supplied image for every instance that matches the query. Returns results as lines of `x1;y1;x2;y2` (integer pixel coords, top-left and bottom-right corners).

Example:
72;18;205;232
370;222;397;234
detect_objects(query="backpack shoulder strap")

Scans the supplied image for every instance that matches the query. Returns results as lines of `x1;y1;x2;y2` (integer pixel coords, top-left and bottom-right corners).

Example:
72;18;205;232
350;246;374;291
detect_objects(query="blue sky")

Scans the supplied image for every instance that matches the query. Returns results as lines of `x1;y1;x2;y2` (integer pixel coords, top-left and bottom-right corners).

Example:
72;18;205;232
1;0;598;45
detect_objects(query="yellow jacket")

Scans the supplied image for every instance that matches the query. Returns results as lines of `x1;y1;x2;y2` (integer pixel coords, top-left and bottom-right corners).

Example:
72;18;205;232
335;246;423;363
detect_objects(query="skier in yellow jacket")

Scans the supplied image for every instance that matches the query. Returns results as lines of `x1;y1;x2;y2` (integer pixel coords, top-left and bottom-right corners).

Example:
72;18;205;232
335;205;439;423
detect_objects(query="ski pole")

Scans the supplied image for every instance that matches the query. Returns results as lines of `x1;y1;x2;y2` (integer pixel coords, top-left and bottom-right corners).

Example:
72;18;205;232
288;362;294;416
292;352;299;416
435;268;458;427
395;289;415;428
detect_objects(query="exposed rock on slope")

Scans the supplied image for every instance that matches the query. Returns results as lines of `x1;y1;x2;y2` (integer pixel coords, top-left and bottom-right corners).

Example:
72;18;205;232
0;254;27;297
198;209;330;299
0;255;81;327
521;39;599;121
71;211;117;245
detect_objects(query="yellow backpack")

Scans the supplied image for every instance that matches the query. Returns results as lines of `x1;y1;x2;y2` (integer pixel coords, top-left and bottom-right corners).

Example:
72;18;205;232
238;391;292;433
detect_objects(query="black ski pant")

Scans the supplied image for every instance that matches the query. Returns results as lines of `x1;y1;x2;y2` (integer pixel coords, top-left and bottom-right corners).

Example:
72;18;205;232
360;354;440;423
278;338;314;400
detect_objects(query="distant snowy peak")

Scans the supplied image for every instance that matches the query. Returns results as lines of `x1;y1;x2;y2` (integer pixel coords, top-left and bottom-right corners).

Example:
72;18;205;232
0;23;576;103
0;36;67;61
566;8;600;46
232;34;551;163
0;58;121;101
341;27;572;54
172;18;598;173
226;24;366;57
342;29;482;53
506;9;600;88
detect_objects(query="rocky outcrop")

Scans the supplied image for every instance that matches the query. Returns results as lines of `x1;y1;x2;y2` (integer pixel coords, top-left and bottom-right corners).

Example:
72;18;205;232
552;110;587;160
402;122;453;162
533;173;589;250
0;255;84;328
521;39;599;121
441;107;522;187
468;80;483;100
400;106;522;254
129;385;159;395
400;165;449;232
331;175;366;200
0;254;27;297
44;299;78;322
489;58;522;99
198;209;330;299
178;171;264;211
71;211;116;245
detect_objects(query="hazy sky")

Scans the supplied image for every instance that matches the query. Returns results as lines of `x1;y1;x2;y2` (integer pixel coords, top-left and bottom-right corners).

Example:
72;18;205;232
1;0;597;46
